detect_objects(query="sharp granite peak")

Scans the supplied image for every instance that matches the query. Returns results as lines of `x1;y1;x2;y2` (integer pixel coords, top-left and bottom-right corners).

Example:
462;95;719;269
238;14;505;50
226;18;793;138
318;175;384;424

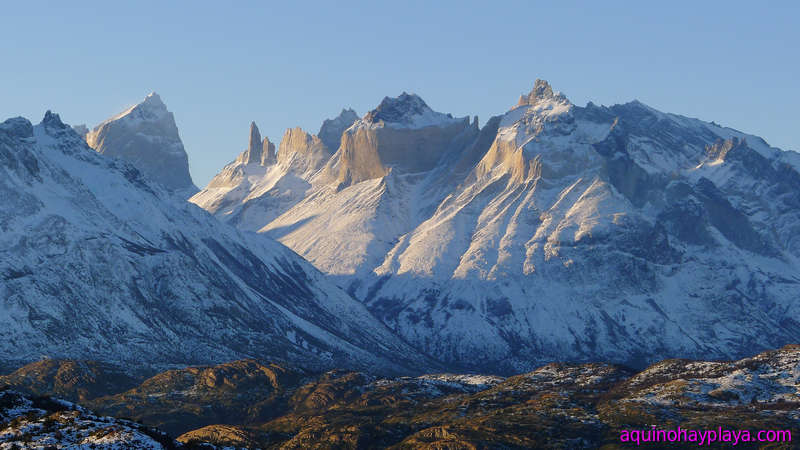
83;92;197;195
236;121;276;166
193;78;800;373
515;78;569;107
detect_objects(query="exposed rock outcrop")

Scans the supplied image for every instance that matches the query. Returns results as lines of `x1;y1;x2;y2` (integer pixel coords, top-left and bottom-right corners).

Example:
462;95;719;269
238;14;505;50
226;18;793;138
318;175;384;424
318;108;359;151
236;121;276;166
85;93;197;194
278;126;332;175
335;93;475;185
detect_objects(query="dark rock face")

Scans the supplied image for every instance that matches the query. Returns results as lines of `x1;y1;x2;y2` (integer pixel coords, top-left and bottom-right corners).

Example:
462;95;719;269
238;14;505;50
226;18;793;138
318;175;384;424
42;110;69;130
0;117;34;138
318;108;358;151
85;93;197;193
364;92;438;124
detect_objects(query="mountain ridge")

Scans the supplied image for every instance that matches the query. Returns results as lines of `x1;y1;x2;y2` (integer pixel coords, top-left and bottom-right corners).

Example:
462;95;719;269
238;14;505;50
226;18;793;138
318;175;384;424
3;345;798;448
192;80;800;373
0;111;438;375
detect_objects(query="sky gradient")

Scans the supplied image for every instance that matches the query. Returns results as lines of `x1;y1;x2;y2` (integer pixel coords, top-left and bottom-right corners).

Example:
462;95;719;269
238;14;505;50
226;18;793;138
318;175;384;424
2;1;798;186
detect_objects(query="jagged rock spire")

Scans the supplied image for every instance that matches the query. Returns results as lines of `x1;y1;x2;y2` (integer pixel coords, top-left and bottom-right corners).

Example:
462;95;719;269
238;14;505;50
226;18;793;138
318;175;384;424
248;122;261;156
516;79;567;107
238;122;265;165
236;122;277;166
42;110;68;129
262;136;277;165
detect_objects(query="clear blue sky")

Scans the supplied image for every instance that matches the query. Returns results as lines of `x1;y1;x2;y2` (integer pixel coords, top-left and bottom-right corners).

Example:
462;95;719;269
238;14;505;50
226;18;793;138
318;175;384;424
2;1;798;186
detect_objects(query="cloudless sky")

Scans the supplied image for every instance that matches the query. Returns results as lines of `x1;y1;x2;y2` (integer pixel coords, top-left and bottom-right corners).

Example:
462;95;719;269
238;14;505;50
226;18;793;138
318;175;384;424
2;1;798;186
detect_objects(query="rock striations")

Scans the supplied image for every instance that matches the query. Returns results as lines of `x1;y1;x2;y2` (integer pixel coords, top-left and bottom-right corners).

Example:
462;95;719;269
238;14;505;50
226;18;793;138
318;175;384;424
193;80;800;374
334;93;476;185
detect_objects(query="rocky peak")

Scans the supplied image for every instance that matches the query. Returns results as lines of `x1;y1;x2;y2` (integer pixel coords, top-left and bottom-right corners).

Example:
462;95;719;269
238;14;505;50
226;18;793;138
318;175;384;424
143;91;164;106
262;136;277;165
354;92;462;131
113;92;169;124
249;122;261;154
42;110;68;130
365;92;431;124
516;79;568;107
237;122;263;165
335;95;474;184
0;117;34;138
235;122;277;166
85;93;197;193
277;127;331;173
318;108;359;151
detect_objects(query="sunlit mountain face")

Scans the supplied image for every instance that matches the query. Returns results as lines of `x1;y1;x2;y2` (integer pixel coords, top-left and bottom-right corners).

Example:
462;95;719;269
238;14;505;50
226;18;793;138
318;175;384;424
2;79;799;448
192;80;800;374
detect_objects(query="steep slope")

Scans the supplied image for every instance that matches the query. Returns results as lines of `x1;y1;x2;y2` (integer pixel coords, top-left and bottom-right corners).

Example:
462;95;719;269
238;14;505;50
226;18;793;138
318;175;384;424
0;112;435;375
259;94;480;280
189;120;336;232
358;81;800;372
85;93;197;195
332;93;477;185
194;81;800;374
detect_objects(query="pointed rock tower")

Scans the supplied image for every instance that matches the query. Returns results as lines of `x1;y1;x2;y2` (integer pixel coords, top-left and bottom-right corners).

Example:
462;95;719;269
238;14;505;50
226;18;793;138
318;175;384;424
235;122;277;166
516;79;567;107
262;135;277;165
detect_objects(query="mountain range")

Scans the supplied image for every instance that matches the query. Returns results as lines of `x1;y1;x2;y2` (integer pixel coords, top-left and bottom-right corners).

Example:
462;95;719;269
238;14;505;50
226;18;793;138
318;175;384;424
191;79;800;373
2;80;799;376
0;111;433;375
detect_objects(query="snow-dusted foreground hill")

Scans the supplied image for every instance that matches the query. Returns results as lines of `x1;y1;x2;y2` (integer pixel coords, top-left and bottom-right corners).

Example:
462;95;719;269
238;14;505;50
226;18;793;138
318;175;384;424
0;390;177;449
3;346;798;448
194;80;800;373
0;112;435;375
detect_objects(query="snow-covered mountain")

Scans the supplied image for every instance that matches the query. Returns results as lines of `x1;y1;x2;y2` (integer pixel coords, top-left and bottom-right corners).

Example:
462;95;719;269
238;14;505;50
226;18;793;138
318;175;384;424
0;111;437;375
192;80;800;374
80;93;197;195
